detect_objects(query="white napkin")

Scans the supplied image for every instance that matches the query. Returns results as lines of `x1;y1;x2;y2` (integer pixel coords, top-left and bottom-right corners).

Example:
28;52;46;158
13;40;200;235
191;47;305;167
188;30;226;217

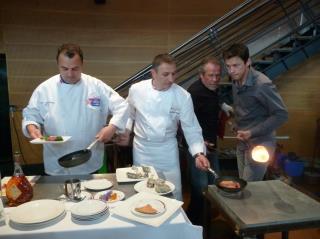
111;192;183;227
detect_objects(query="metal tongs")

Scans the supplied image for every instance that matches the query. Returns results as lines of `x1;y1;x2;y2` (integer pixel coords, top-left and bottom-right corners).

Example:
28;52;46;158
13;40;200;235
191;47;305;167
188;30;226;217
207;167;219;178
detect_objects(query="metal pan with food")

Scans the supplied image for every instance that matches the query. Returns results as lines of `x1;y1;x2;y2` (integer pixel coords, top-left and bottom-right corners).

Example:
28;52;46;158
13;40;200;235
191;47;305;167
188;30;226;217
208;168;247;193
58;139;99;168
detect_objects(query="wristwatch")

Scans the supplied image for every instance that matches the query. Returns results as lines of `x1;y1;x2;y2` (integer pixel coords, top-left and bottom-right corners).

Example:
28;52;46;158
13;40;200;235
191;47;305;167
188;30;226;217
193;152;205;159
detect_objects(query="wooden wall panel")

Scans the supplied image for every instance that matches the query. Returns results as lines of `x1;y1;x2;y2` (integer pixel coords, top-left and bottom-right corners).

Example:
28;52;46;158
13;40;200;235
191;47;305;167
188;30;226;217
3;27;169;47
0;26;4;53
169;0;245;15
5;44;167;61
1;0;169;14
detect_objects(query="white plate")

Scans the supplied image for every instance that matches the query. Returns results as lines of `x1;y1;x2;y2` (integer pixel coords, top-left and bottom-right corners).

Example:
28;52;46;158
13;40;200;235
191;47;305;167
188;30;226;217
30;136;71;144
83;179;113;191
94;190;125;203
116;166;158;183
131;199;166;217
70;199;108;217
134;180;175;196
9;199;65;224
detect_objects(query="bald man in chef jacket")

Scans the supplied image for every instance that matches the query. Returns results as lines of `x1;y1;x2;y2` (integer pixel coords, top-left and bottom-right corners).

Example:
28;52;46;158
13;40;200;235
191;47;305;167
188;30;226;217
117;53;210;200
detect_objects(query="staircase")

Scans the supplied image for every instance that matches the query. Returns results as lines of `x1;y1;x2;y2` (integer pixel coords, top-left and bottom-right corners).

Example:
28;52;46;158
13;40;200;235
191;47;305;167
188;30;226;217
252;23;320;79
115;0;320;94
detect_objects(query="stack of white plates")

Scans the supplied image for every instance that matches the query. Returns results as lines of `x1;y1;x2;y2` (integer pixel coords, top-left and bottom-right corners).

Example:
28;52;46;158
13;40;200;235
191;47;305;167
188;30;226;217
70;199;108;221
9;199;66;229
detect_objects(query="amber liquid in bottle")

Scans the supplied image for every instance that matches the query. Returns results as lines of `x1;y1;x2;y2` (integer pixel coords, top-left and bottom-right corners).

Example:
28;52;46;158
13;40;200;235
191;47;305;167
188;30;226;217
6;152;33;207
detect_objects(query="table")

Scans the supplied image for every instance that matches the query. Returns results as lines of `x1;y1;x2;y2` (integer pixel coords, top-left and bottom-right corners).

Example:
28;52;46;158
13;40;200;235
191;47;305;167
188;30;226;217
0;174;202;239
204;180;320;239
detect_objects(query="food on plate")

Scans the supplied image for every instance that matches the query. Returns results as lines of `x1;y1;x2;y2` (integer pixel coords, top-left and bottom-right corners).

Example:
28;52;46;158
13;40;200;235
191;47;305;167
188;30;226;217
99;191;118;202
135;204;158;214
108;192;117;201
219;180;240;189
40;136;63;141
127;172;145;179
147;177;156;188
155;179;171;193
142;165;151;173
155;183;171;193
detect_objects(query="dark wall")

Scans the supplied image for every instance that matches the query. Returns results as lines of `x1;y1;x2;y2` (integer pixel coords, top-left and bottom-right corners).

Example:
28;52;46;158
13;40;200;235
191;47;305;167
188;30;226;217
0;54;13;175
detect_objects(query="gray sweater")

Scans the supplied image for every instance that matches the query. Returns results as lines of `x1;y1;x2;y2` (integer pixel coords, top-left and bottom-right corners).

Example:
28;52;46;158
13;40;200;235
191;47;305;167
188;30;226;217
232;68;288;149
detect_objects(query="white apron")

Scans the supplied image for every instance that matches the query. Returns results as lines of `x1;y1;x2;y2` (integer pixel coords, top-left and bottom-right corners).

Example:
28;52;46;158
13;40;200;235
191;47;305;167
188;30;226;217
133;137;182;200
130;81;182;200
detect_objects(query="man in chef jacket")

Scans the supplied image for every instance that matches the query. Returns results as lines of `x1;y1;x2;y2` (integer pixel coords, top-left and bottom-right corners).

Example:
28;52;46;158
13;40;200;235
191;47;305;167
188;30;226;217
117;53;210;200
22;43;129;175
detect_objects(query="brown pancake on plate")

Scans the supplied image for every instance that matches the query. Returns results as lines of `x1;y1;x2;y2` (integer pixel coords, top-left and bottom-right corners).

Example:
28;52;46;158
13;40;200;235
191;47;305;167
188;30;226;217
135;204;158;214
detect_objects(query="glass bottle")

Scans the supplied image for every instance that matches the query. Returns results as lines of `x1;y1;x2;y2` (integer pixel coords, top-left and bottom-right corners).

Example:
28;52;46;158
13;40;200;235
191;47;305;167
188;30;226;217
6;151;33;206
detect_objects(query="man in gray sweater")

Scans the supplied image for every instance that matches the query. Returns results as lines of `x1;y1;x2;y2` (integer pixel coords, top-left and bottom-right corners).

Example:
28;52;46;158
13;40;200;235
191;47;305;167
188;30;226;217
223;43;288;181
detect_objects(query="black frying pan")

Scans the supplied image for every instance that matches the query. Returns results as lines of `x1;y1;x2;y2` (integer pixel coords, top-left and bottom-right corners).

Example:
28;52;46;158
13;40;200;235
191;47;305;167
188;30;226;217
208;167;247;193
58;139;99;168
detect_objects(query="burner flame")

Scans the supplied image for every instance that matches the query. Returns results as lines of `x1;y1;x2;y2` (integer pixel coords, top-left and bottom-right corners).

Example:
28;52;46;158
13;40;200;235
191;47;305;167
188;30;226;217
251;145;269;163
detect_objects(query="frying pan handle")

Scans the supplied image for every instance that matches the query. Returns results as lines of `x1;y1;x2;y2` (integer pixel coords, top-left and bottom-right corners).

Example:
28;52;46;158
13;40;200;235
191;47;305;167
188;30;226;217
87;139;99;150
208;167;219;178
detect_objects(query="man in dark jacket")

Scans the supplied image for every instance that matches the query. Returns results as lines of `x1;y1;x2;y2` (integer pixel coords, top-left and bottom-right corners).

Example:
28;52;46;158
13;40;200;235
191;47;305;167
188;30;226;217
186;56;232;225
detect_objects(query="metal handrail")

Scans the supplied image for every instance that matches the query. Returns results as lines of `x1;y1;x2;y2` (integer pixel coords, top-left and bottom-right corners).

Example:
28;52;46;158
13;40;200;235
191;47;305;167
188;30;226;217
115;0;320;94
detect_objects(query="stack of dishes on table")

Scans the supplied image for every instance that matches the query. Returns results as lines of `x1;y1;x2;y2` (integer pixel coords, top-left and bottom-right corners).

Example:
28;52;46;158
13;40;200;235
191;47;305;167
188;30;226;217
70;199;109;221
9;199;66;229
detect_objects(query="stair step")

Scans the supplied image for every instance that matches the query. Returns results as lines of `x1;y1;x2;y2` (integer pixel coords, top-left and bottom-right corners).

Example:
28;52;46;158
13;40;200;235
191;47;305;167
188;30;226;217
291;35;313;41
271;47;293;53
253;60;273;65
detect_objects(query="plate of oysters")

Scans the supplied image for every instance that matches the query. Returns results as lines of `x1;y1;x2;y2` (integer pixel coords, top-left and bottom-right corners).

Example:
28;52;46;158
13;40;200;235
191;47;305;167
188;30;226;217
134;178;175;196
116;165;158;183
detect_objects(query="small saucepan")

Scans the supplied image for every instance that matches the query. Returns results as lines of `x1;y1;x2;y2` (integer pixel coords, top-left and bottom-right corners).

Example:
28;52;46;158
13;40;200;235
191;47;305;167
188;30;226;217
58;139;99;168
208;167;247;193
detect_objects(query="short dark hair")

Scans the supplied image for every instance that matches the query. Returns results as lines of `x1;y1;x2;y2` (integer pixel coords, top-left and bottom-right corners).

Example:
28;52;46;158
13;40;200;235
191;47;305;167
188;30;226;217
56;43;84;62
152;53;176;70
223;43;249;63
199;56;221;75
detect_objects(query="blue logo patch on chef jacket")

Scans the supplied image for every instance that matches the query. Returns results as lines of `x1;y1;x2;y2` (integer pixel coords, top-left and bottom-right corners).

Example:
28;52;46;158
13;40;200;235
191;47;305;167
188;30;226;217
87;97;101;107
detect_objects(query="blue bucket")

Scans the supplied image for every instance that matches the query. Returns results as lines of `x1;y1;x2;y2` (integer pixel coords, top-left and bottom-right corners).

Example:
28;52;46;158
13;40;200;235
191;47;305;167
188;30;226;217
284;159;304;177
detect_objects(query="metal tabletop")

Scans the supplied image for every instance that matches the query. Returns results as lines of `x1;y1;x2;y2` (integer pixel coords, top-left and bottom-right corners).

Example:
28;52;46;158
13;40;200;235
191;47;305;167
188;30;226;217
204;180;320;239
32;174;138;201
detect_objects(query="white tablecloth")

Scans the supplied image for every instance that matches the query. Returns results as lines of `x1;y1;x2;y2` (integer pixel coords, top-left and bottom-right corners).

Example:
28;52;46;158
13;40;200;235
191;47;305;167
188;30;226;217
0;203;202;239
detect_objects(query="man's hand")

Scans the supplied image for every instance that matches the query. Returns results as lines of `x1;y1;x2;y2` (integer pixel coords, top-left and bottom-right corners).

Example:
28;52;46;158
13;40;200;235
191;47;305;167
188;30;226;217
221;103;234;117
96;124;117;143
114;130;131;146
27;124;42;139
195;154;211;171
236;130;251;141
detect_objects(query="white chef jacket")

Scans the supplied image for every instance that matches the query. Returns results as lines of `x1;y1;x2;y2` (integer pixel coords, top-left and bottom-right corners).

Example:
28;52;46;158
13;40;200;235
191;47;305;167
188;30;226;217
126;79;205;200
22;73;128;175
